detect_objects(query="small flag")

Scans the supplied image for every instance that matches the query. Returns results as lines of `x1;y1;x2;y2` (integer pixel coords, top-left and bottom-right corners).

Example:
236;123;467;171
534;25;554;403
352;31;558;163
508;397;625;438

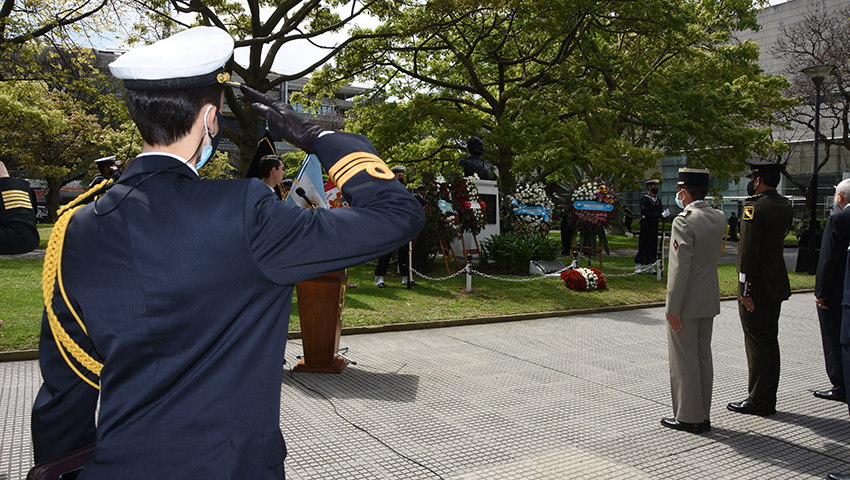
286;154;328;210
324;178;345;208
245;131;276;179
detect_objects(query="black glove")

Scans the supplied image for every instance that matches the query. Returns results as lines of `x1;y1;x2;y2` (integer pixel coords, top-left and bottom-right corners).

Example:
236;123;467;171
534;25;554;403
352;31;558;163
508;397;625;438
241;85;327;153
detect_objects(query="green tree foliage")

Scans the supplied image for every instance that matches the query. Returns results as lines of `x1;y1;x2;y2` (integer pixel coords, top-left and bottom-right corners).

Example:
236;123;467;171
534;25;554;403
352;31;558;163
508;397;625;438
125;0;392;175
770;3;850;203
307;0;793;194
0;81;134;221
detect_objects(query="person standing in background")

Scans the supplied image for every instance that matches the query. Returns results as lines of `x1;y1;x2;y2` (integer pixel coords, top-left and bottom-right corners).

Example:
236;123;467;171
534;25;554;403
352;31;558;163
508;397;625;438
635;179;670;274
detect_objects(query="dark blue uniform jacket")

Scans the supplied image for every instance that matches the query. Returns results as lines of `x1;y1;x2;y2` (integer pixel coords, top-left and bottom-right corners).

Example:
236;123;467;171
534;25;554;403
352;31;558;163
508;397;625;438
32;133;425;479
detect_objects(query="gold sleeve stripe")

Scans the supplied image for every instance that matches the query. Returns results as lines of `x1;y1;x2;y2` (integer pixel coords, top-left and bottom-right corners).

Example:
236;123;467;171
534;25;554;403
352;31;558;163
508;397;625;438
3;190;32;209
4;200;33;210
328;152;394;189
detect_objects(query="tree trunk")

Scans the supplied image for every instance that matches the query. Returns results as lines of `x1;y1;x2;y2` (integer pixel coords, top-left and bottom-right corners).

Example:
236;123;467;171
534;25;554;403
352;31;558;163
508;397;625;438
45;178;62;223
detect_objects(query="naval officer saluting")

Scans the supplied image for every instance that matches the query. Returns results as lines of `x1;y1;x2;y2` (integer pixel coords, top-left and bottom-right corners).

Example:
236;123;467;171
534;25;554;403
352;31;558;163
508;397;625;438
31;26;424;479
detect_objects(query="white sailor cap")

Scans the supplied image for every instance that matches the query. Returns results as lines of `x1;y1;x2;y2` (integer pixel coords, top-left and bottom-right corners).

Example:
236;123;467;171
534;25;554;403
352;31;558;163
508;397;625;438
391;165;407;173
108;27;237;90
94;155;117;165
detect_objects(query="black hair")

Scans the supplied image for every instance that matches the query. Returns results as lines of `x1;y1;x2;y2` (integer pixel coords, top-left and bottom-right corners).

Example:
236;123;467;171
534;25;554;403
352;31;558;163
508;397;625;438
259;155;282;179
125;84;223;146
756;172;780;188
681;184;709;200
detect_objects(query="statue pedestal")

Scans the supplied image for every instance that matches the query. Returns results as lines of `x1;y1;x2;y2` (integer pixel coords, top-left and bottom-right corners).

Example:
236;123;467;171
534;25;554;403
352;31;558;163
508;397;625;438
293;270;348;373
452;179;500;260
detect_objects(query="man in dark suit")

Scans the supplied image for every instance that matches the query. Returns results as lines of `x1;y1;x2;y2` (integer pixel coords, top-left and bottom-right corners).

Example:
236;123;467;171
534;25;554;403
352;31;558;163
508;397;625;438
827;250;850;480
31;27;424;479
727;159;794;417
813;179;850;403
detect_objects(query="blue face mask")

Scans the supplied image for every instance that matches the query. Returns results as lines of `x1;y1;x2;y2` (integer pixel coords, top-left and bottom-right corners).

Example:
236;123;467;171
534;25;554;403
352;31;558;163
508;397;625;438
196;106;222;170
675;190;685;209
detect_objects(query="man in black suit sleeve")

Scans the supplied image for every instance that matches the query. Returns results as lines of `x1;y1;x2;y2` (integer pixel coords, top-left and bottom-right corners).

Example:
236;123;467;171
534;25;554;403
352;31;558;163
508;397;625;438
814;179;850;403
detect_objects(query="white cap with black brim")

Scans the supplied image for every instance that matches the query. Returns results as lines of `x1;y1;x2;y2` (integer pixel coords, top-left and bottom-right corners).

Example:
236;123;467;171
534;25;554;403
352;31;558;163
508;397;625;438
108;27;240;90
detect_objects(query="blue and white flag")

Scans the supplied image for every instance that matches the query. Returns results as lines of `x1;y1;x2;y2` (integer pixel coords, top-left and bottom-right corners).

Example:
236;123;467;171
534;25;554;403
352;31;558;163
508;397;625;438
286;154;328;210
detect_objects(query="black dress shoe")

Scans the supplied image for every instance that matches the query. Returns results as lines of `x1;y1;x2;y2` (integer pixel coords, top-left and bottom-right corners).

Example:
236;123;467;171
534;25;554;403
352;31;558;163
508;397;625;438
660;417;704;433
726;399;776;416
702;420;711;432
827;474;850;480
814;388;846;402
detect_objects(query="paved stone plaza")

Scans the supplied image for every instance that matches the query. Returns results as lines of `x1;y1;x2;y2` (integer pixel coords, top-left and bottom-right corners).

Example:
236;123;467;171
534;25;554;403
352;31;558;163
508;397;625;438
2;293;848;479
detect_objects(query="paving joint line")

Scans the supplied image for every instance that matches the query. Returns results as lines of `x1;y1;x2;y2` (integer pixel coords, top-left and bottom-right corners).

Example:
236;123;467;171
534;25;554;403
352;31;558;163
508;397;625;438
444;334;671;408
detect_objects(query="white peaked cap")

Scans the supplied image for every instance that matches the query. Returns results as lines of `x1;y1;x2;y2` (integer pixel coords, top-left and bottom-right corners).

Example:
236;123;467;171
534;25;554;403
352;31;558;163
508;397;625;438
109;27;235;90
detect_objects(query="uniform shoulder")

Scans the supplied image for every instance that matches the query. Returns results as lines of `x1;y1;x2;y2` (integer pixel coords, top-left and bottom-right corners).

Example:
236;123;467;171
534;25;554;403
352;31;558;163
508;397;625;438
0;176;30;192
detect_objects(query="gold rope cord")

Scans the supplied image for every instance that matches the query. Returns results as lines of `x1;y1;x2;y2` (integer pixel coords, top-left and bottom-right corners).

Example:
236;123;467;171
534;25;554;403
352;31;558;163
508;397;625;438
42;180;114;390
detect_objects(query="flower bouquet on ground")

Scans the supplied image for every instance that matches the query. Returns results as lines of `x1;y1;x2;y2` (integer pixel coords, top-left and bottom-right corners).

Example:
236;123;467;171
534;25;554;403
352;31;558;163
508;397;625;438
560;267;606;291
504;182;553;235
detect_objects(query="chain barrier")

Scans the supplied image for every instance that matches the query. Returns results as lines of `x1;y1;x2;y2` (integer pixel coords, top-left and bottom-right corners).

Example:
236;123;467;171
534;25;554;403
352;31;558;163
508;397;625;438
409;256;662;283
409;267;468;282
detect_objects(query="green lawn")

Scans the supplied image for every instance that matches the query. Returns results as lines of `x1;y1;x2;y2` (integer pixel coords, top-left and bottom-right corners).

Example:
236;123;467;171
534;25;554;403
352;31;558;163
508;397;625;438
0;233;816;352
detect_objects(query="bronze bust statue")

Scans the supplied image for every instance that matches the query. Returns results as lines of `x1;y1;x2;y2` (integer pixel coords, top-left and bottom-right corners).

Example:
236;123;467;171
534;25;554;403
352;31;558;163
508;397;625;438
458;136;493;180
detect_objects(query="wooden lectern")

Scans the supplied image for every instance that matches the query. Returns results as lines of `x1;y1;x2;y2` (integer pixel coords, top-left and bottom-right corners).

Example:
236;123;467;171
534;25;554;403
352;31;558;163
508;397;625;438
293;270;349;373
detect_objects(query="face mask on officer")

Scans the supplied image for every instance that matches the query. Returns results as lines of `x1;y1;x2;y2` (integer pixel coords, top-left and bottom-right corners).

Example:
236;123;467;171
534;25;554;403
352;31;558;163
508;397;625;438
746;176;760;196
675;189;685;209
650;187;658;194
196;105;222;170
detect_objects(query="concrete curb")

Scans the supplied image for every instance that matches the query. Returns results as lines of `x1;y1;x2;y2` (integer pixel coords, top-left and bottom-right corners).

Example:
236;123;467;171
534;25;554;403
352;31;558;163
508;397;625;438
2;289;815;363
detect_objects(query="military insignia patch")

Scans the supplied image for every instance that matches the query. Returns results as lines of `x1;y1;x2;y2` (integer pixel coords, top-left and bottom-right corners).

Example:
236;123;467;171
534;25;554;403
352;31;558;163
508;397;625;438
743;206;754;221
673;239;678;251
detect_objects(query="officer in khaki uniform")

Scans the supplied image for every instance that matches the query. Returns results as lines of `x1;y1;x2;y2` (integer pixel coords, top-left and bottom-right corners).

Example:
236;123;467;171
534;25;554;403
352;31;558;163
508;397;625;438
661;168;727;434
727;159;794;416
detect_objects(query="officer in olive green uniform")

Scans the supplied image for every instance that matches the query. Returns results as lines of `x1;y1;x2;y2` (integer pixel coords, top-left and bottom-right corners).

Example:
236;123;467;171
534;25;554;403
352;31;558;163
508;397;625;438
0;160;39;255
727;159;794;416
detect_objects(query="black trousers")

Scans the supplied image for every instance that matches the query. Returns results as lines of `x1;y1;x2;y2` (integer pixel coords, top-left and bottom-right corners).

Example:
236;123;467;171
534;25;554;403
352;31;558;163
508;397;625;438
739;301;782;410
635;221;658;265
843;342;850;417
818;300;845;392
375;245;409;277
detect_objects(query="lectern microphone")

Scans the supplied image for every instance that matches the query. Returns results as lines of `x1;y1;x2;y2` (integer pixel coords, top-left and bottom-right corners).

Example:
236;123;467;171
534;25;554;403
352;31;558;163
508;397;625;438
295;187;316;210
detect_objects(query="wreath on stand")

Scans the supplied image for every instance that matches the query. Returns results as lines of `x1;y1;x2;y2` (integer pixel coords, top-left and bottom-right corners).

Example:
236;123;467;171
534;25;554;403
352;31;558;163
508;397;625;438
451;175;487;236
503;182;553;235
561;177;620;257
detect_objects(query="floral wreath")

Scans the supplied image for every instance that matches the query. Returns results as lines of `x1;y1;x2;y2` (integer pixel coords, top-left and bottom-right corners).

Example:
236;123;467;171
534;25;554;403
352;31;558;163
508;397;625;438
568;178;619;233
505;182;553;235
424;174;463;241
561;267;606;291
451;175;487;236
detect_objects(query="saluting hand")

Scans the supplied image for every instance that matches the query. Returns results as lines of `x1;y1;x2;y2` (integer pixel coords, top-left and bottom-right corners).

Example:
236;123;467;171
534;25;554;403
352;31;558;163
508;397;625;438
241;86;327;153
